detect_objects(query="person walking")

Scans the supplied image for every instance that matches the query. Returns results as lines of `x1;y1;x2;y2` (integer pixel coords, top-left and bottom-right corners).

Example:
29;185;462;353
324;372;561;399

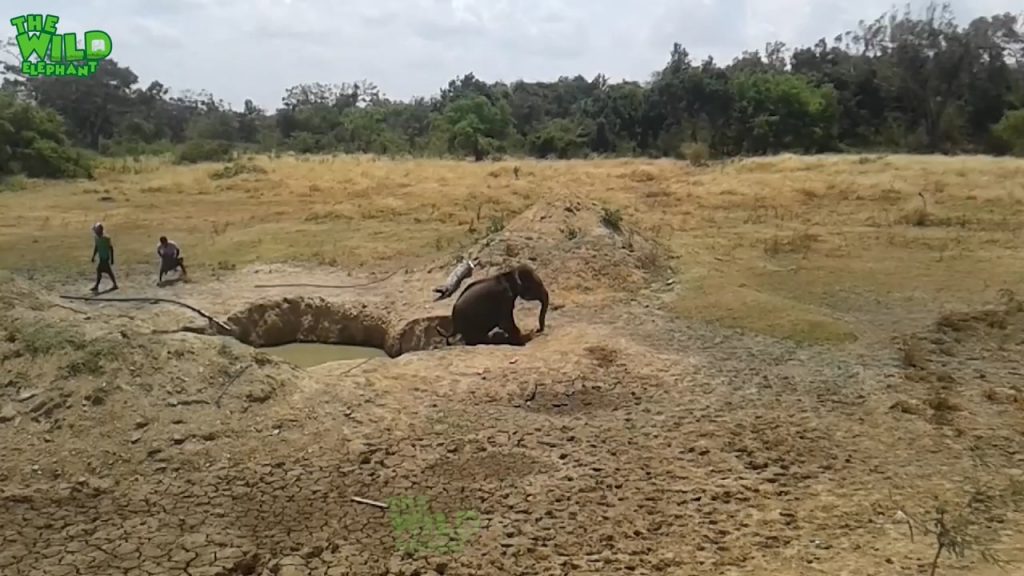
157;235;188;284
90;222;118;293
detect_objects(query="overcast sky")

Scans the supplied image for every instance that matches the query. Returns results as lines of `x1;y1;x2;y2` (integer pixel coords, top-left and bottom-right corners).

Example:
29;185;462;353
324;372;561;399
4;1;1021;110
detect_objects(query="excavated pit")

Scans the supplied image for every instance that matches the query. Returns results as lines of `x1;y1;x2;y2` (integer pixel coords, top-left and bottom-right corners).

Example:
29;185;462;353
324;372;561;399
224;296;452;359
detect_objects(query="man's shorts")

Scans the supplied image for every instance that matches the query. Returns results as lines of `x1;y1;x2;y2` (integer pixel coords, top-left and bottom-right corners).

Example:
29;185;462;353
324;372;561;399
97;259;113;274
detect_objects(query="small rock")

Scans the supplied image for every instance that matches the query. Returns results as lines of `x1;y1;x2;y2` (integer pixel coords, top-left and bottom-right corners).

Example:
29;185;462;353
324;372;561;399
244;387;273;403
278;555;306;567
170;434;187;445
15;389;40;402
129;431;144;444
166;398;179;407
29;397;52;414
84;386;107;406
134;419;150;429
300;545;324;560
0;404;17;424
986;387;1020;404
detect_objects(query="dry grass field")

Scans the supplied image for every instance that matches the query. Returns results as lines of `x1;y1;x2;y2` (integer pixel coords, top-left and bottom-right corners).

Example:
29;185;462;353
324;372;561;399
1;152;1024;575
2;152;1023;343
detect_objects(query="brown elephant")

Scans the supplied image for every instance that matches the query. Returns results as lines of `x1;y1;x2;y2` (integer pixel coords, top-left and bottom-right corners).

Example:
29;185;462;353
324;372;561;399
436;263;549;346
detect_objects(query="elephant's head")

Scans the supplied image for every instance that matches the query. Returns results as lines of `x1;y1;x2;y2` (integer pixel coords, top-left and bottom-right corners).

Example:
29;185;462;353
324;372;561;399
509;263;549;332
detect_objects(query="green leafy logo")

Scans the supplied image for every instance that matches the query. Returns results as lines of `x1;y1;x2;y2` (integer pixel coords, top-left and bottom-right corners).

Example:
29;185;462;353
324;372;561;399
9;13;112;78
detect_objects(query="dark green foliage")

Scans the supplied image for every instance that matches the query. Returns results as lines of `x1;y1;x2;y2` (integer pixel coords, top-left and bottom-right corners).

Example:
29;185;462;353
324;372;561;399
0;92;93;179
174;139;234;164
1;1;1022;179
528;119;590;159
991;110;1024;155
729;73;840;154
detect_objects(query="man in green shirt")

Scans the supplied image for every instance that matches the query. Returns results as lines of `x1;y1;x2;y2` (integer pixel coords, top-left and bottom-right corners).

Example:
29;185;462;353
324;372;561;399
90;223;118;293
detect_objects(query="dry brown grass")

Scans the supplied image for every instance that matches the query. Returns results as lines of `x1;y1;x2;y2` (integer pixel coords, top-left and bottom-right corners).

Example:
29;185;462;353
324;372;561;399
2;152;1023;344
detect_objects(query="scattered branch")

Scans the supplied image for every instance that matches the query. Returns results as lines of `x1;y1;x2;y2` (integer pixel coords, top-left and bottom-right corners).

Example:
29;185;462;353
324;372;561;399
889;482;1016;576
351;496;388;509
59;294;234;334
335;357;375;376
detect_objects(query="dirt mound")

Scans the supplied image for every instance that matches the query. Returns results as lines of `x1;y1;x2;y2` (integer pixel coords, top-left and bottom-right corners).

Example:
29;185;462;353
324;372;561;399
894;289;1024;427
909;289;1024;370
464;194;672;293
0;277;300;487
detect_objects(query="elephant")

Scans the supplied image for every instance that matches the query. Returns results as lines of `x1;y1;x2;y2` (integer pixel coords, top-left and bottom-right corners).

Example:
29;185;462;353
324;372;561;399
435;263;549;346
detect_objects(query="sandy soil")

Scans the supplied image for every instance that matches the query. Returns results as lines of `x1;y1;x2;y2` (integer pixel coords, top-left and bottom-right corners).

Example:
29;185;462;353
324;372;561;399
2;186;1023;576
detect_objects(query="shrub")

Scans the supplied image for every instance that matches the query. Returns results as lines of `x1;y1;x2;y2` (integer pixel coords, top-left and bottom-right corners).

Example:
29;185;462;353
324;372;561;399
0;92;94;179
680;142;711;166
174;139;234;164
209;161;268;180
991;109;1024;156
99;138;175;157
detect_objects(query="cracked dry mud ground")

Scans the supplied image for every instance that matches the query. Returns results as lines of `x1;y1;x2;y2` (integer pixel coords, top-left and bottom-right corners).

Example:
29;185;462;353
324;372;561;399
3;204;1024;575
4;283;1023;576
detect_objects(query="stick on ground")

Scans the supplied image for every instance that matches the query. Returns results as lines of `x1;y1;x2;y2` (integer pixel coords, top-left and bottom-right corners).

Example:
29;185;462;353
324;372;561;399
351;496;389;509
215;364;252;407
335;358;375;377
59;295;234;334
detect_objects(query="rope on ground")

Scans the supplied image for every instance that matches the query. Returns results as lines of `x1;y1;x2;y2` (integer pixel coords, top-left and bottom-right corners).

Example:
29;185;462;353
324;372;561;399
335;357;376;376
253;270;399;289
58;295;234;334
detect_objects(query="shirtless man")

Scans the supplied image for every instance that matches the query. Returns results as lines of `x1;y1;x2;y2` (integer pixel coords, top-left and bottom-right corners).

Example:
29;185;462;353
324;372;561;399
157;236;188;284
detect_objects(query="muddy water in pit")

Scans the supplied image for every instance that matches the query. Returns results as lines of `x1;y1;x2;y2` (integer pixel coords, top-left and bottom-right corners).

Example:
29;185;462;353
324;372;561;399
257;342;389;368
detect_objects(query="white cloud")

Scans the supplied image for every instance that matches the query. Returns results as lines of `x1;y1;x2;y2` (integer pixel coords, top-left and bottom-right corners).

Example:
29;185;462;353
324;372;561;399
4;0;1020;110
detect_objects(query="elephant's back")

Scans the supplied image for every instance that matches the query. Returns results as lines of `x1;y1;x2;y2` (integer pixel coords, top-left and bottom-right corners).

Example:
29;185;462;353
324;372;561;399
452;279;511;323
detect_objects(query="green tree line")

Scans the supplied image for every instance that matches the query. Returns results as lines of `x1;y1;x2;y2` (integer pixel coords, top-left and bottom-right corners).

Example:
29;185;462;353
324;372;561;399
3;2;1024;179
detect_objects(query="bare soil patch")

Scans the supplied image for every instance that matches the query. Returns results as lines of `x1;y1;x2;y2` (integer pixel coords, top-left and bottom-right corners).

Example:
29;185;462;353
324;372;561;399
1;155;1024;575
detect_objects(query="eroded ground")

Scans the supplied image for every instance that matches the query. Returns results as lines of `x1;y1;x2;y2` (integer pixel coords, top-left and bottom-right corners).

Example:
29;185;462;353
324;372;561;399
2;155;1024;576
